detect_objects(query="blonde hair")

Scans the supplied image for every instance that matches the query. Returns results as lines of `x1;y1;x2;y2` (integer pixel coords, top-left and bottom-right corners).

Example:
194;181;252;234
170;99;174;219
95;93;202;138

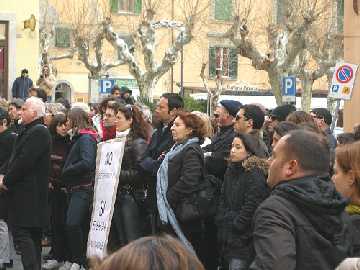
335;141;360;194
191;111;213;138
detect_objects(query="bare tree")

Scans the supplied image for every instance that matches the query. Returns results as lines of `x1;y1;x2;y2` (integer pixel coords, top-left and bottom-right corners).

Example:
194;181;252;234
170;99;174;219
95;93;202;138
104;0;208;98
293;30;343;111
200;62;225;116
223;0;332;106
39;0;124;77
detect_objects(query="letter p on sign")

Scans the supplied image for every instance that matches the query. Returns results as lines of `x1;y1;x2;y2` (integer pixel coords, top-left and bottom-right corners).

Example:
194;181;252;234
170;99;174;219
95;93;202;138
282;76;296;102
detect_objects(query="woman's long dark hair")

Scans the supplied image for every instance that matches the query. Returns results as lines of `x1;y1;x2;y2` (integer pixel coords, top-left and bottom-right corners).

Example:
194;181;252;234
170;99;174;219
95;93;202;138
118;105;151;141
49;113;67;137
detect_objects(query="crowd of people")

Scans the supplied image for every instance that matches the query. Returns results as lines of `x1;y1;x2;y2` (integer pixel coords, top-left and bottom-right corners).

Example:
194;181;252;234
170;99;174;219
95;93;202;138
0;84;360;270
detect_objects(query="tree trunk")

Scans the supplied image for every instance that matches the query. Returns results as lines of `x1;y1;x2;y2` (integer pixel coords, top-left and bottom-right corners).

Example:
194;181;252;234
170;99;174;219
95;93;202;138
300;77;314;112
209;93;219;116
137;78;155;100
268;69;284;106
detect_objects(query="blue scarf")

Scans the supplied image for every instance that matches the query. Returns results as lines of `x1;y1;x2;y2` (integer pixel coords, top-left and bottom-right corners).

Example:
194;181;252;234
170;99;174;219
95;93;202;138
157;137;199;254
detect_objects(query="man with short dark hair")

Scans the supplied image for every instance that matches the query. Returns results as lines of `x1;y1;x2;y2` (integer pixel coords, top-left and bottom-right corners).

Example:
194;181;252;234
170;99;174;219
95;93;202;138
8;99;24;134
234;104;268;157
11;69;33;100
203;100;242;180
311;107;337;150
0;108;16;167
111;85;122;98
250;130;352;270
139;93;184;232
120;86;135;105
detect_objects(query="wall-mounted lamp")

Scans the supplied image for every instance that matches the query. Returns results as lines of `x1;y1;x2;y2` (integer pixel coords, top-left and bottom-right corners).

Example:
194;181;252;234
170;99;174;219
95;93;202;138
24;14;36;31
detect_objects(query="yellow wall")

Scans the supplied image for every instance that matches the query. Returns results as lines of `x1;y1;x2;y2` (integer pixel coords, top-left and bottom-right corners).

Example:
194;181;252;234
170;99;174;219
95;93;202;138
0;0;40;90
47;0;331;102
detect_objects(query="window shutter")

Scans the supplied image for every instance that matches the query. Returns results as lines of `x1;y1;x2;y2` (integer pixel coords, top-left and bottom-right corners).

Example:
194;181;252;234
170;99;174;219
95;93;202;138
214;0;232;21
209;47;217;78
134;0;142;14
229;48;238;79
55;27;71;48
110;0;119;13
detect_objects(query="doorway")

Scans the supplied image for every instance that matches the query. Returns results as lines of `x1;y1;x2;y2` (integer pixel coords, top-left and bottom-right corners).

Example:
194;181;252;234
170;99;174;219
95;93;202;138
0;22;8;99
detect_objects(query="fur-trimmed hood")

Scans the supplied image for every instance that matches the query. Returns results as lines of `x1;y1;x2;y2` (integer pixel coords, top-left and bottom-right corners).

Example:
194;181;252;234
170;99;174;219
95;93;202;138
243;155;269;176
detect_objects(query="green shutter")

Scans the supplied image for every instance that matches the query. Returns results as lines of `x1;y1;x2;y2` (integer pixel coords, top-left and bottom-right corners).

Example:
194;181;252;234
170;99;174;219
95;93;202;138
214;0;232;21
55;27;71;48
110;0;119;13
209;47;216;78
134;0;142;14
337;0;344;32
229;48;238;79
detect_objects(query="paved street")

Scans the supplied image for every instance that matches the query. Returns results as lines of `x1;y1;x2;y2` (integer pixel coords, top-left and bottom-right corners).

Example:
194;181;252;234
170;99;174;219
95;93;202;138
12;247;50;270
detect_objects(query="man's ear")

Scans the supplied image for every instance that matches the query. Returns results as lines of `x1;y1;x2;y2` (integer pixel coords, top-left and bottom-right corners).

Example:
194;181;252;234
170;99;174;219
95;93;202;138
248;119;254;129
285;159;299;177
169;108;178;117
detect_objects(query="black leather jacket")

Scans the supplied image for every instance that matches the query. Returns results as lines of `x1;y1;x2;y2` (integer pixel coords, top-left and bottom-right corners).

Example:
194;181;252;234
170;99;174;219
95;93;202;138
118;133;148;190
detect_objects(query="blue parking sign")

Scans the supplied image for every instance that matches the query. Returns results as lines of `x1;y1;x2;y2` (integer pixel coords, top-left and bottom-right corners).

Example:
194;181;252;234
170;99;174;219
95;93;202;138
99;79;116;94
282;76;296;102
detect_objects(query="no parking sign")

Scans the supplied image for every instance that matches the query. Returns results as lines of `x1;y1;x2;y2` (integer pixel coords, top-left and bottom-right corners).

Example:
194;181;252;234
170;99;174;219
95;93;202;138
329;62;358;100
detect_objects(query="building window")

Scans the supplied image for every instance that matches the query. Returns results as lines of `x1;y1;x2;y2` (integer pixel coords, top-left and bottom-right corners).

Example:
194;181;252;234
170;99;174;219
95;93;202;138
209;47;238;79
55;27;71;48
214;0;232;21
110;0;142;14
337;0;344;32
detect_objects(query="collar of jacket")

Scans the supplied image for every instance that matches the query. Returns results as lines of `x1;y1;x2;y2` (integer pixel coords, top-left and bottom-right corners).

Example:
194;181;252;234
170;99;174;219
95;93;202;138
23;118;44;130
219;124;234;134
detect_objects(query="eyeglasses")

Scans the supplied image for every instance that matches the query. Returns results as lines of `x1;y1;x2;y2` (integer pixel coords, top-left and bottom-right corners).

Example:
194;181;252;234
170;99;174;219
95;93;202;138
213;114;220;118
235;115;246;121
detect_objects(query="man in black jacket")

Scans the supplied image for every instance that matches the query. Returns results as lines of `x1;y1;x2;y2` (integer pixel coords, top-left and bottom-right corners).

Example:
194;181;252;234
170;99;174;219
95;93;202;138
250;130;352;270
0;108;16;167
234;104;269;158
139;93;184;232
0;97;51;270
203;100;242;180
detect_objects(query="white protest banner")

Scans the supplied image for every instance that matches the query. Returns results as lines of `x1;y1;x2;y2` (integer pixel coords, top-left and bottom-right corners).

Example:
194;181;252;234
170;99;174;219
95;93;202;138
329;62;359;100
87;136;126;259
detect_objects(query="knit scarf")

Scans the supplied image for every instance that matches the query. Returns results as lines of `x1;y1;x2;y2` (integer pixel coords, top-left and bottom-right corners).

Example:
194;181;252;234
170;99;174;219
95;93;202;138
157;137;199;254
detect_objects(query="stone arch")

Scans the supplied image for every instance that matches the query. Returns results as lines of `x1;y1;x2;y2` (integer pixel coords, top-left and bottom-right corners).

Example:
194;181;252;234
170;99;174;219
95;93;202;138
53;80;73;102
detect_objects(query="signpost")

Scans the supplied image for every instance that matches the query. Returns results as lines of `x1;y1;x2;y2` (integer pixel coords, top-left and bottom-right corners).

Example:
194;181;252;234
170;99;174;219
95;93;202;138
329;62;359;132
282;76;296;103
329;62;358;100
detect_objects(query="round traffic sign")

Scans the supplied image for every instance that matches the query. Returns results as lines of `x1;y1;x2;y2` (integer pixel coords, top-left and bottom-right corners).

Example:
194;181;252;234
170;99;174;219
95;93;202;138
336;65;354;83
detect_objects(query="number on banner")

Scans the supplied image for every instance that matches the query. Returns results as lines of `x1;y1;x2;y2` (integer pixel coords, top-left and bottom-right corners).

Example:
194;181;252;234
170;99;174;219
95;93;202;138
104;152;113;166
99;200;106;217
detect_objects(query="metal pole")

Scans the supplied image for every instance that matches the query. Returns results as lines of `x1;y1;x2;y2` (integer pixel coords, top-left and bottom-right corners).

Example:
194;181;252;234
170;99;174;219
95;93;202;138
180;32;184;97
330;99;341;133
